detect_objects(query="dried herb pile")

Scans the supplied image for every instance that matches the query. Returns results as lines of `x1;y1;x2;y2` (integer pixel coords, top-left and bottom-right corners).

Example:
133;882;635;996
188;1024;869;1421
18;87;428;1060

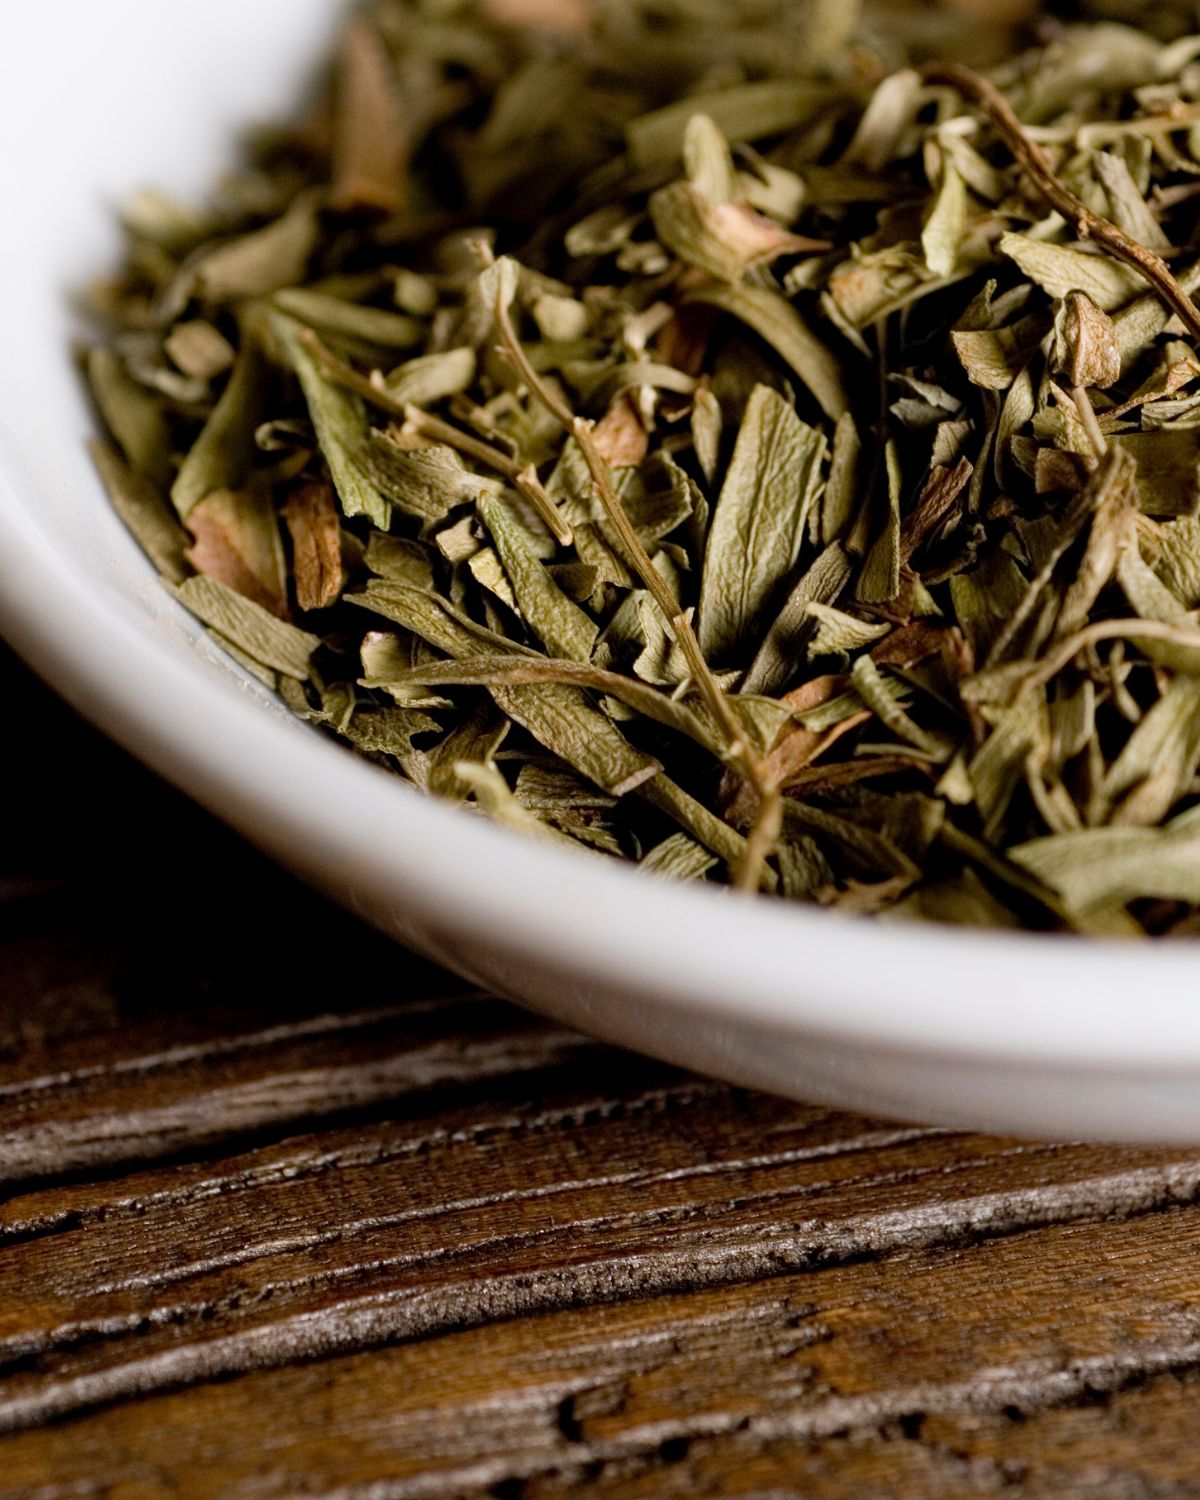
85;0;1200;935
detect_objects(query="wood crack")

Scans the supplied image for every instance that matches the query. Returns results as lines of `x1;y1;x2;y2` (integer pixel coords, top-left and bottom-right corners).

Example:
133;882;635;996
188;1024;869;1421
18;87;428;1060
4;1158;1200;1433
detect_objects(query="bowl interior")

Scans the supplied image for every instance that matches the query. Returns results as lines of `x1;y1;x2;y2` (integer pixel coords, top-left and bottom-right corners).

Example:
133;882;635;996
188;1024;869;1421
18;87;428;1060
3;0;1200;1103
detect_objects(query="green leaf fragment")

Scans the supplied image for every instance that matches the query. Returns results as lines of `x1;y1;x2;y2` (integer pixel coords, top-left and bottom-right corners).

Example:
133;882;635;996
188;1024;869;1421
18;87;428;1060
271;314;391;529
640;832;718;881
699;385;826;664
998;233;1145;313
921;162;967;279
195;192;321;302
89;439;189;584
272;288;424;350
1011;813;1200;914
626;81;836;174
686;283;848;420
805;603;891;658
87;347;173;490
455;761;582;849
170;576;319;678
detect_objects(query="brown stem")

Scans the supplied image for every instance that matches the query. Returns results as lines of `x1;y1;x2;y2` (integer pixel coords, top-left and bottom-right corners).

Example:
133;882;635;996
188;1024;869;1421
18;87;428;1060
733;788;783;894
403;408;571;545
1070;385;1108;461
920;60;1200;343
1015;618;1200;699
295;328;571;544
492;291;780;887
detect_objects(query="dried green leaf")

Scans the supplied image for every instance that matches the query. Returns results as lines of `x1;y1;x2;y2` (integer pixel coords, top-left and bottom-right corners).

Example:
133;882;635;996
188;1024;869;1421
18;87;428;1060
641;832;718;881
649;182;820;284
1050;291;1121;390
1155;517;1200;607
349;578;535;660
683;113;739;204
165;320;235;381
341;705;439;781
364;532;436;590
1116;543;1189;624
195;192;320;302
89;438;189;585
699;385;826;664
170;575;319;678
851;655;953;762
844;66;927;166
347;582;667;797
783;801;917;882
271;315;391;528
998;232;1145;313
272;289;423;350
640;776;750;872
952;326;1038;391
856;439;902;605
1092;150;1171;252
171;337;267;520
626;81;835;175
381;348;477;409
359;433;488;526
1099;676;1200;825
969;693;1048;836
359;651;724;760
428;708;510;803
467;546;517;610
685;283;847;420
211;630;278;690
950;550;1029;660
1011;812;1200;914
805;602;891;658
456;761;582;849
87;347;172;490
921;161;967;279
1116;431;1200;516
742;542;852;696
631;591;690;688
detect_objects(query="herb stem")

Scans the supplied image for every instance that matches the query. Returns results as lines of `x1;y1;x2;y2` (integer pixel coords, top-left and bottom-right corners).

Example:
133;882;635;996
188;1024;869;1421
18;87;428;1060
493;292;780;887
294;327;571;543
921;60;1200;343
403;407;572;544
734;787;783;893
1071;385;1108;460
1017;618;1200;698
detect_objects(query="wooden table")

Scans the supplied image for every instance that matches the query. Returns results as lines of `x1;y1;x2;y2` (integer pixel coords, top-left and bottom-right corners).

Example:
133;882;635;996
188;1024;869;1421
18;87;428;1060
5;646;1200;1498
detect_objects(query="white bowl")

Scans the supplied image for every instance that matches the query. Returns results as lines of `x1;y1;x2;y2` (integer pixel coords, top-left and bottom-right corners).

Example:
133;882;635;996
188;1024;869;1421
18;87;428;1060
4;0;1200;1143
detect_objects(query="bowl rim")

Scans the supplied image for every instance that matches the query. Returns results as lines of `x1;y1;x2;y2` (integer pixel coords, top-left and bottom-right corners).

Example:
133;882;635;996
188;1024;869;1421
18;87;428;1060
3;426;1200;1074
5;0;1199;1080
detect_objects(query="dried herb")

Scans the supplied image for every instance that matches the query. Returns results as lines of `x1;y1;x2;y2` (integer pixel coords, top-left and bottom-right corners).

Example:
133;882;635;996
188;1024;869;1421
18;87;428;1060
84;0;1200;935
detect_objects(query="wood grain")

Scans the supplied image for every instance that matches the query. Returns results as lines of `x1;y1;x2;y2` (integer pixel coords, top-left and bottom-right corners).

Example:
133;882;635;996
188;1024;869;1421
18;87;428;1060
4;645;1200;1497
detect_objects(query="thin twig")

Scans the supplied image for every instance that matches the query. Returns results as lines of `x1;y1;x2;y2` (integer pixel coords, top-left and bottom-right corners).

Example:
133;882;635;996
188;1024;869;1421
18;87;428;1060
921;60;1200;343
295;327;571;543
491;290;781;890
1071;386;1108;460
732;791;783;894
295;326;413;419
1016;618;1200;699
403;407;571;544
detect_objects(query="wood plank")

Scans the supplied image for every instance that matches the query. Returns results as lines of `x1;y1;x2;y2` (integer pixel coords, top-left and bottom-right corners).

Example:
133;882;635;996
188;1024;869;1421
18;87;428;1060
0;992;596;1185
0;1055;1197;1435
6;1207;1200;1496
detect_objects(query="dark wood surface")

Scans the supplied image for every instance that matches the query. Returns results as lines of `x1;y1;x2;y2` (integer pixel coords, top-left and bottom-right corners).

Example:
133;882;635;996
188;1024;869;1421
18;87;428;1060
6;647;1200;1498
